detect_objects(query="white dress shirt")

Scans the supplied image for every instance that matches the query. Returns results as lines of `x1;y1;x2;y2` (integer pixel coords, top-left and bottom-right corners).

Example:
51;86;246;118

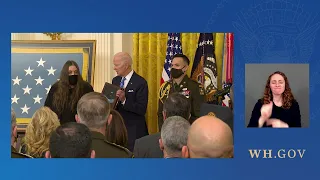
121;70;134;105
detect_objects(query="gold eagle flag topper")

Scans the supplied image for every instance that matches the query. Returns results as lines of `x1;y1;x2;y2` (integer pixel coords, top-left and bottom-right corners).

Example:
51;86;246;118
207;112;216;117
43;33;63;40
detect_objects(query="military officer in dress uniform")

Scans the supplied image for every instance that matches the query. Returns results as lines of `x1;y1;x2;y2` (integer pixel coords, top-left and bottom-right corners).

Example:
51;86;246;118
76;92;134;158
158;54;205;130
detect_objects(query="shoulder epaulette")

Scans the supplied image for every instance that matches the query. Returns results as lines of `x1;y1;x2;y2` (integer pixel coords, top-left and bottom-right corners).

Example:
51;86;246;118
22;153;33;158
12;151;33;158
104;140;133;155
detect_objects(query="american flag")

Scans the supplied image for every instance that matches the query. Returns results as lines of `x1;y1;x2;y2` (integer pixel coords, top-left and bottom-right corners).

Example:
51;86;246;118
11;53;83;120
160;33;183;85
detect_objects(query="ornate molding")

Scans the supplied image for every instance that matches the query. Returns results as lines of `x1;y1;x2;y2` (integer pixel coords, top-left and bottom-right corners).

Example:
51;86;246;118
43;33;63;40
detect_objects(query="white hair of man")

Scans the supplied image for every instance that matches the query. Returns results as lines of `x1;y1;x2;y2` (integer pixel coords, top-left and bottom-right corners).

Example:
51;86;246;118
161;116;190;158
115;52;133;66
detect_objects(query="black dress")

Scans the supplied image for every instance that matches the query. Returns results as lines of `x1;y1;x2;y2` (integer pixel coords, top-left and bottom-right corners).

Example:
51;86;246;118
44;81;94;124
247;99;302;127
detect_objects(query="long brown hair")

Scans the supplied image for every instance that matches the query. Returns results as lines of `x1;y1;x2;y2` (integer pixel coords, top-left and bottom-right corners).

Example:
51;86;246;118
52;60;86;115
106;110;128;148
262;71;294;109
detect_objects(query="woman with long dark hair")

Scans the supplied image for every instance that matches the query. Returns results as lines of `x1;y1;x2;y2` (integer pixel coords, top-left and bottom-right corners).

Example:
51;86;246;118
45;60;94;124
106;110;128;148
247;71;301;128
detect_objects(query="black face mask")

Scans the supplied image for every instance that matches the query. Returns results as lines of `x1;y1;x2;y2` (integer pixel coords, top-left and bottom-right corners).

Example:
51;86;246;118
171;67;185;79
69;75;78;85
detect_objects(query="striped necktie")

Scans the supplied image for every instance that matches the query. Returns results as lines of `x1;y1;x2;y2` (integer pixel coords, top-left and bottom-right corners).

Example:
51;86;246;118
120;77;126;88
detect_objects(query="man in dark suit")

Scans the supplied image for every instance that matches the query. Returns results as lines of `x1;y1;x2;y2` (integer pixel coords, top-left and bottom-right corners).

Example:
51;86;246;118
76;92;133;158
134;92;191;158
112;52;149;151
11;108;32;158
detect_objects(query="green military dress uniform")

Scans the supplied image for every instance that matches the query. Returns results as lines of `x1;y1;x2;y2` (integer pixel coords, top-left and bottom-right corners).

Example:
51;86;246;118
157;75;205;130
11;146;33;158
91;131;134;158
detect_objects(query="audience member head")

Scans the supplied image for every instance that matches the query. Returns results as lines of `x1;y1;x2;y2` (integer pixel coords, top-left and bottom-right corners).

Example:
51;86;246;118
113;52;133;77
106;109;128;147
159;116;190;158
46;122;95;158
163;92;191;122
11;108;17;146
76;92;112;135
23;107;60;157
184;115;233;158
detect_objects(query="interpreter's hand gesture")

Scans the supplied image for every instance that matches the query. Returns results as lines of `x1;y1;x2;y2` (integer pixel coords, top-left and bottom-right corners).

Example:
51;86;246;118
266;118;289;128
261;101;273;119
258;101;273;127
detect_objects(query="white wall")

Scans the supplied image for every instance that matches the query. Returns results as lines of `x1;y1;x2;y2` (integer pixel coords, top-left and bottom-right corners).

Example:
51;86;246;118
11;33;133;92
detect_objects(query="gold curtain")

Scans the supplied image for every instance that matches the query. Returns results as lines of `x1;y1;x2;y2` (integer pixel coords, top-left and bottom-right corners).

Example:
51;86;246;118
132;33;225;134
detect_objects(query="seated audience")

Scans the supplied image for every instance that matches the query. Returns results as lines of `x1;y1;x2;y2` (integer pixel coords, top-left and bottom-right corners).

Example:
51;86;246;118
106;109;128;148
183;116;233;158
76;92;133;158
45;122;95;158
134;92;191;158
20;107;60;158
11;108;32;158
159;116;190;158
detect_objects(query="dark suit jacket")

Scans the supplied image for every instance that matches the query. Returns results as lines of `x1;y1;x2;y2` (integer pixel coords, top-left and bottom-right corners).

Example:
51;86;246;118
133;132;163;158
112;72;149;151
